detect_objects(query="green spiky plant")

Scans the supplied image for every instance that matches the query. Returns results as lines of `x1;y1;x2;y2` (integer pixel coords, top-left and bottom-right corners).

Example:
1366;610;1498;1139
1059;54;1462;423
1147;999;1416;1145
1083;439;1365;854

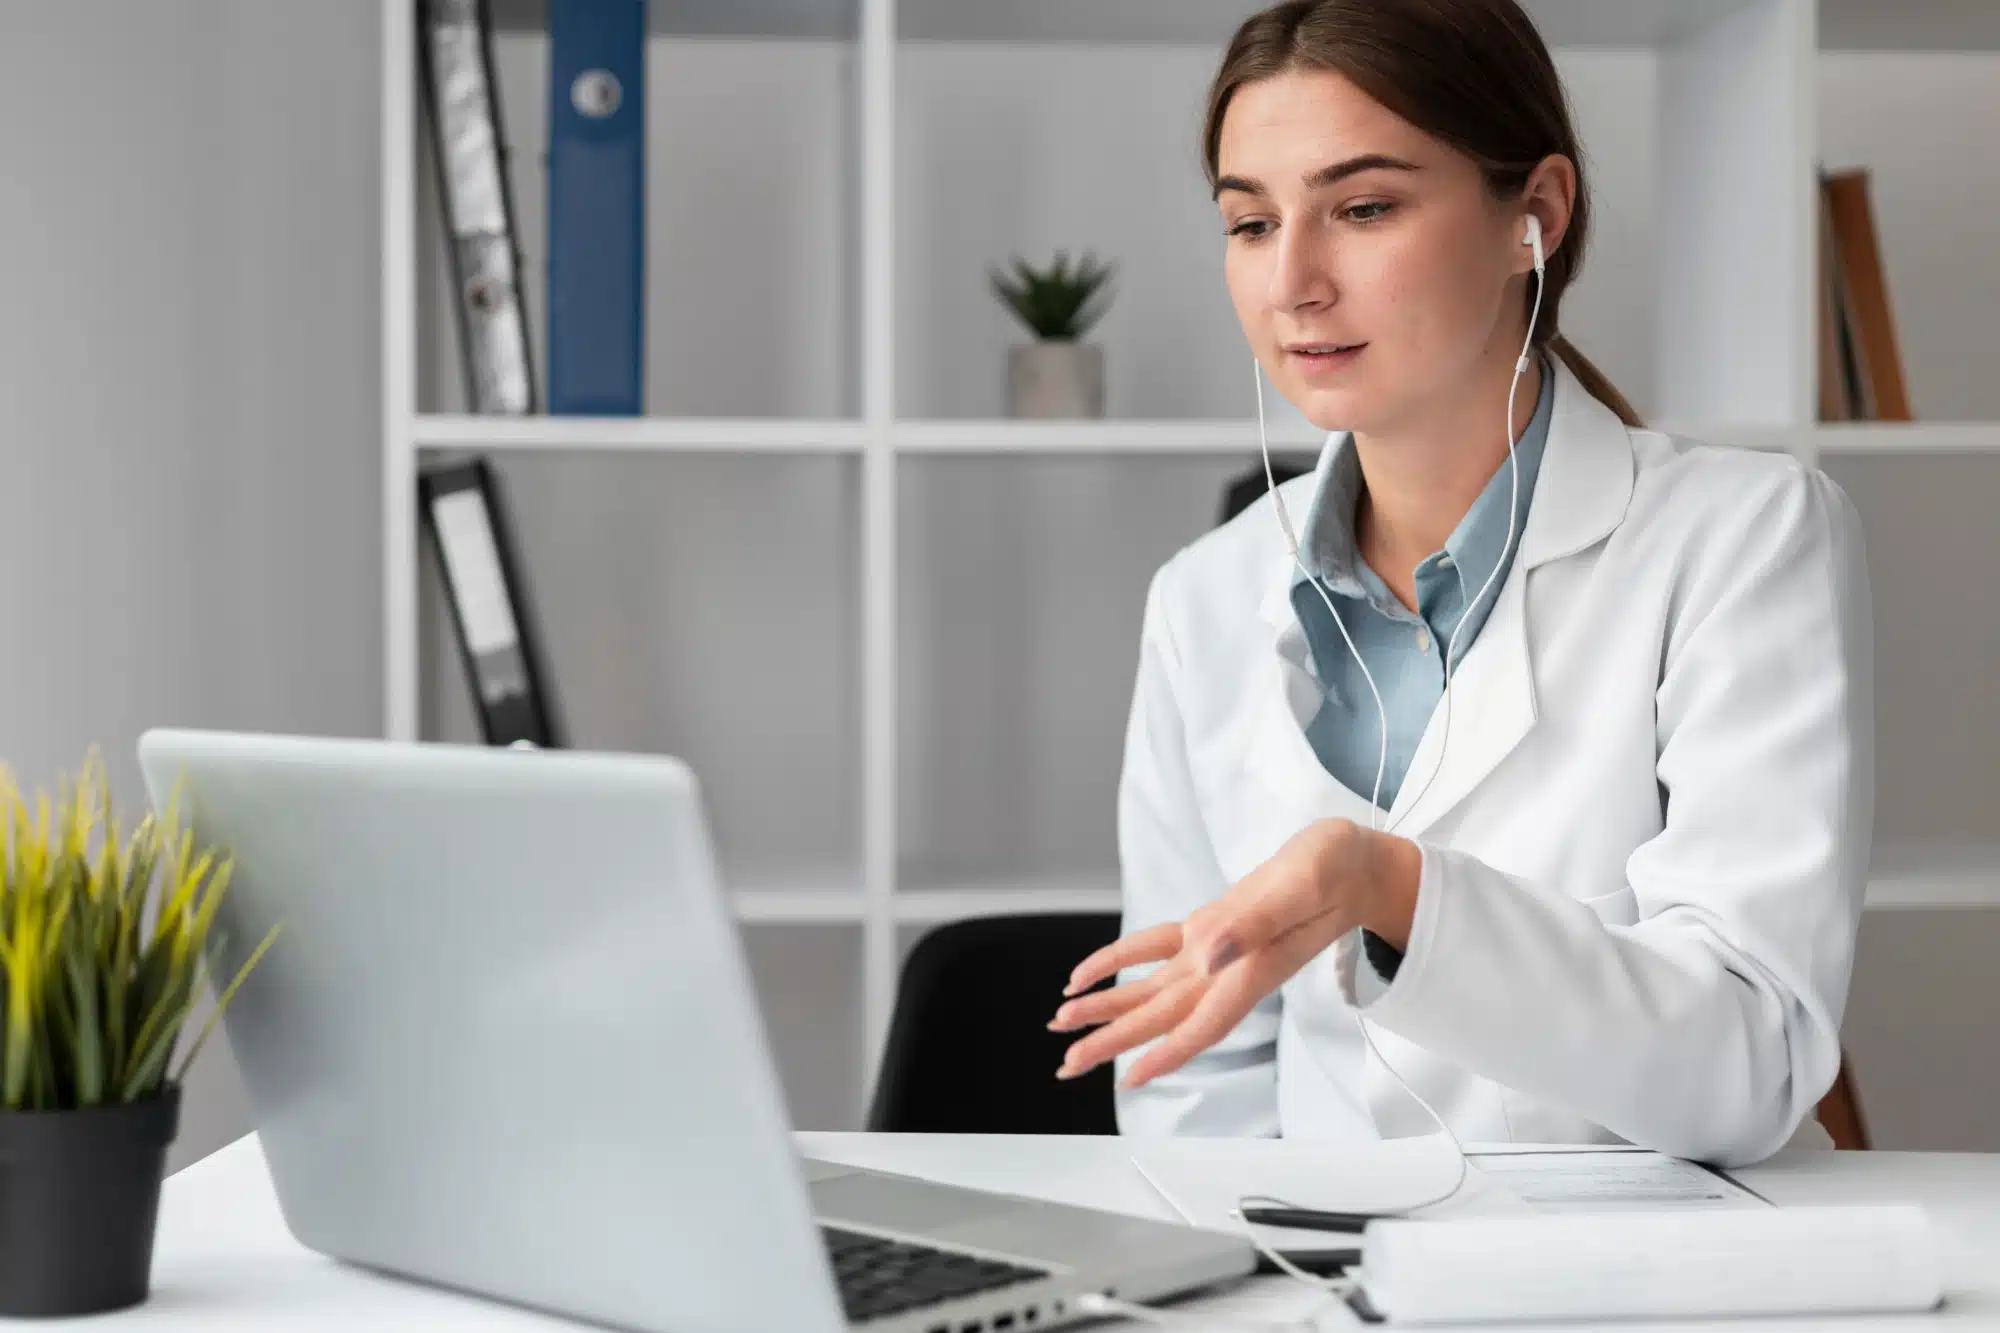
0;752;278;1112
989;250;1116;341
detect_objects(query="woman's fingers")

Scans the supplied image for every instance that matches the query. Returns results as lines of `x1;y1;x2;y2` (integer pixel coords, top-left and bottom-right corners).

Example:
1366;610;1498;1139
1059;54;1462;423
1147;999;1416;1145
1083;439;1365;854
1118;917;1350;1090
1117;961;1268;1089
1048;970;1169;1032
1055;970;1201;1079
1063;922;1182;996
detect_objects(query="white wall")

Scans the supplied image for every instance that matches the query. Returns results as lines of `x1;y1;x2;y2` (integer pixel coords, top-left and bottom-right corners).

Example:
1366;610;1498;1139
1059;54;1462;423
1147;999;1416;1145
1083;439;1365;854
0;0;380;1171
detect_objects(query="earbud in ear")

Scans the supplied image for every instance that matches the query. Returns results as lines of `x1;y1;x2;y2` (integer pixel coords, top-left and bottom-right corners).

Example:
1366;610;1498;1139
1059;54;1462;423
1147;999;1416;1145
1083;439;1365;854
1523;215;1546;275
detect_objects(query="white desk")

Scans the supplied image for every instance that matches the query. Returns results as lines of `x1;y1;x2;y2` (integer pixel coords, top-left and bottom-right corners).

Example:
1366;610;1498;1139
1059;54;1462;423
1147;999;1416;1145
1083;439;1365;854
91;1134;2000;1331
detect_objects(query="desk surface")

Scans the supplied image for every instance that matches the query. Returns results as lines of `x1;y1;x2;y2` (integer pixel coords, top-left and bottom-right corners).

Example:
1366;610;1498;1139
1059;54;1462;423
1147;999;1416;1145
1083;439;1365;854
100;1133;2000;1331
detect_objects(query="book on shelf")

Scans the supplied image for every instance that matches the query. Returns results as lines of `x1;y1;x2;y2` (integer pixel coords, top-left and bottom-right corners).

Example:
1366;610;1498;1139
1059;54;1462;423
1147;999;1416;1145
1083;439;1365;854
1818;166;1913;422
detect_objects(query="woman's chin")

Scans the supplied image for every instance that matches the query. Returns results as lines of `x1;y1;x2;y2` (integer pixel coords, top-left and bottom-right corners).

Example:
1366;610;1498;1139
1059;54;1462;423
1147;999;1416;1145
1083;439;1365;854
1290;383;1373;435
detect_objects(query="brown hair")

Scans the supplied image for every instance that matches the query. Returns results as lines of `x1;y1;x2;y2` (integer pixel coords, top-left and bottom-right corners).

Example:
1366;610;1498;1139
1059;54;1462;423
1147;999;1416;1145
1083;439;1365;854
1203;0;1644;428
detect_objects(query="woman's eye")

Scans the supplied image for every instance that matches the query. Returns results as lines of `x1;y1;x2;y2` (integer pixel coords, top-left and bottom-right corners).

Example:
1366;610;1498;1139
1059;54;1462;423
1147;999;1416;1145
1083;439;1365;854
1226;219;1272;240
1343;200;1395;223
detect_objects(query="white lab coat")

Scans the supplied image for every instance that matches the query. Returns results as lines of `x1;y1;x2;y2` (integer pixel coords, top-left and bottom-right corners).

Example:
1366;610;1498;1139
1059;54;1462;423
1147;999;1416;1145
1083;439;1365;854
1113;358;1874;1167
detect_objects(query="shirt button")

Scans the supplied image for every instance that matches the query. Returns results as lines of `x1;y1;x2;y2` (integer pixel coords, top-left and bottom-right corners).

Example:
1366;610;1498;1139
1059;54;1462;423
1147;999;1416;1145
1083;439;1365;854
1437;554;1454;569
1416;629;1433;655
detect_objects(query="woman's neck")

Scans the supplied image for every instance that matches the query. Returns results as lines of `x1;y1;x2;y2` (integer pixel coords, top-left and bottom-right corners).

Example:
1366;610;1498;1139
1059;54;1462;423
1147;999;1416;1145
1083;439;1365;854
1351;350;1544;605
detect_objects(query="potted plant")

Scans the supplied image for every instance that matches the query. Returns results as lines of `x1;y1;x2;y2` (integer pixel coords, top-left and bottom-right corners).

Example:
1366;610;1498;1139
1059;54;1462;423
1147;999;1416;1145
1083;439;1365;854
990;249;1116;418
0;753;277;1317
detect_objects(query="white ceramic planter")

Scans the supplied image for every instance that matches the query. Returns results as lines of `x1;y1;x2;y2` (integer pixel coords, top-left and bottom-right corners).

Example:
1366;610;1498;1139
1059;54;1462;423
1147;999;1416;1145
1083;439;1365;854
1006;342;1105;418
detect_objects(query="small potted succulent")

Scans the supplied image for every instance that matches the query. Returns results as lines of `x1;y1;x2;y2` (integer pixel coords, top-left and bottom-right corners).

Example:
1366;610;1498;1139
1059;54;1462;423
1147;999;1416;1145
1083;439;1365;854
0;753;277;1317
990;249;1117;418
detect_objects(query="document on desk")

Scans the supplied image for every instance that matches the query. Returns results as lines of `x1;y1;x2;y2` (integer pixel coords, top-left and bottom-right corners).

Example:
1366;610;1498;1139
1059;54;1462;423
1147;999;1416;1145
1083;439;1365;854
1469;1147;1768;1212
1130;1136;1529;1252
1129;1140;1763;1248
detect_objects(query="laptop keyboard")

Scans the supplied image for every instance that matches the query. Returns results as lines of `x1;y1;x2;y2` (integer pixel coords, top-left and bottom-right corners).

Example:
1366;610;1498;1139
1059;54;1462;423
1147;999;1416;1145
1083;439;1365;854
823;1225;1049;1325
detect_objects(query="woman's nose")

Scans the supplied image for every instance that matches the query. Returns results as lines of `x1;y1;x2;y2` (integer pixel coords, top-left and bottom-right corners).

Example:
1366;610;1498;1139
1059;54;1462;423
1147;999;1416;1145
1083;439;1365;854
1268;221;1336;312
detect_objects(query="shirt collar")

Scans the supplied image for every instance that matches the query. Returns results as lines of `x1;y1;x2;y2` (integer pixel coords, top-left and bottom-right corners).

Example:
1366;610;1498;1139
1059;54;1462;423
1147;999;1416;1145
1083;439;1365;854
1292;354;1557;602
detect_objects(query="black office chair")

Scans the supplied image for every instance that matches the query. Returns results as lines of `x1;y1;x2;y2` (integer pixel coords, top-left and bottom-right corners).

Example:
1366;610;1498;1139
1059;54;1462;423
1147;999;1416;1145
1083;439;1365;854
867;913;1123;1134
1219;458;1309;526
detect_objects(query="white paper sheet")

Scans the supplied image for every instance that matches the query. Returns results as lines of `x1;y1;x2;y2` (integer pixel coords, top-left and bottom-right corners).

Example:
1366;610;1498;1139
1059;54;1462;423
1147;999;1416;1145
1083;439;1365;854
1129;1137;1532;1250
1467;1149;1768;1211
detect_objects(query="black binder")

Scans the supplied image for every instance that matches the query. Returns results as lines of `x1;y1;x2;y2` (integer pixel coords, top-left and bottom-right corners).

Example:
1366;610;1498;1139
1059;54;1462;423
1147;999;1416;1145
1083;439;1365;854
418;459;564;748
418;0;538;414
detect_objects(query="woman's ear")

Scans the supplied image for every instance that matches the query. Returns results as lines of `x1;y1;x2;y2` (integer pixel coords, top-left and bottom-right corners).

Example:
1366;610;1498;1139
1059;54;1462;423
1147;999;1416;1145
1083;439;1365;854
1518;154;1577;271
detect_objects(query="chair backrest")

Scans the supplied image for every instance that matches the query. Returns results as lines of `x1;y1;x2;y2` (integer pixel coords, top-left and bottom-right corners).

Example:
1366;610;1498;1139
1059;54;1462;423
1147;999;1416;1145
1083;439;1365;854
1218;459;1308;528
1818;1052;1871;1149
867;913;1123;1134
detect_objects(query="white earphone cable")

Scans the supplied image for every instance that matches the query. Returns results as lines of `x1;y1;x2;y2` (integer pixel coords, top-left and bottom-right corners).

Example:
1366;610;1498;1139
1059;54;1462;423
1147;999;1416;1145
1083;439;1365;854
1384;251;1545;838
1256;360;1392;817
1072;1290;1328;1331
1249;222;1546;1229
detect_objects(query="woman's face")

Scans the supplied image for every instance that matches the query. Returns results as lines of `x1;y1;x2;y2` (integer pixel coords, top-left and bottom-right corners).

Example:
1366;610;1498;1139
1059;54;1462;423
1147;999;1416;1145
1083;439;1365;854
1215;68;1533;435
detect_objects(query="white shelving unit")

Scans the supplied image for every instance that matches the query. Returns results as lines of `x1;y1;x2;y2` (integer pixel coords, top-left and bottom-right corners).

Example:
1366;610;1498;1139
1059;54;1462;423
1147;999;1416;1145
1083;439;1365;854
382;0;2000;1127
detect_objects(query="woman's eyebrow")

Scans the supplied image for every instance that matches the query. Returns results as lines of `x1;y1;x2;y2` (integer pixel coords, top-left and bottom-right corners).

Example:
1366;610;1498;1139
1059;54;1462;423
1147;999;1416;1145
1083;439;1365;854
1213;152;1422;201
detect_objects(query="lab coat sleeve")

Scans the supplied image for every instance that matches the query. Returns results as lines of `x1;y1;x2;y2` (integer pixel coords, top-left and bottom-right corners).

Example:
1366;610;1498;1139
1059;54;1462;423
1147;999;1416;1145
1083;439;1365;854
1113;561;1282;1138
1364;465;1874;1167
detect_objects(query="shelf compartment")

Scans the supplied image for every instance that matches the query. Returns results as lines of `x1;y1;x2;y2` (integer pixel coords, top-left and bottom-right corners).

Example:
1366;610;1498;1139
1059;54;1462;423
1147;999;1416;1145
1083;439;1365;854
416;26;858;419
896;453;1260;891
418;450;862;890
740;923;866;1129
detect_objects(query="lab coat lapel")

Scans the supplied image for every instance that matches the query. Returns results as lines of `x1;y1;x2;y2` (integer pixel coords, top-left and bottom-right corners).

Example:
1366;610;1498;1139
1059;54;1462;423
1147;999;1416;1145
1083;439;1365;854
1242;588;1384;837
1382;360;1637;841
1232;441;1385;847
1239;363;1634;846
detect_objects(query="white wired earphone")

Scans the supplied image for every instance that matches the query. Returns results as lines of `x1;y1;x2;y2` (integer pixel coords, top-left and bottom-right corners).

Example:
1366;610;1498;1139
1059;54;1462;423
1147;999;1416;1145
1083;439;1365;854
1241;209;1547;1252
1097;218;1550;1333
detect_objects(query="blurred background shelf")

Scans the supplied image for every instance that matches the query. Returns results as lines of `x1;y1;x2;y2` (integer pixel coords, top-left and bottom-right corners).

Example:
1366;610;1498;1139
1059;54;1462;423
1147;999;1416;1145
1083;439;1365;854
895;876;1122;924
892;419;1319;454
1686;422;2000;456
415;414;869;453
1866;840;2000;910
734;885;869;923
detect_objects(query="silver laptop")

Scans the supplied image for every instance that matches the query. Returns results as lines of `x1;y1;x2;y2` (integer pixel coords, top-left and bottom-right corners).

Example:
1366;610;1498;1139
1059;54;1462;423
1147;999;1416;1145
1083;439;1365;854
138;729;1252;1333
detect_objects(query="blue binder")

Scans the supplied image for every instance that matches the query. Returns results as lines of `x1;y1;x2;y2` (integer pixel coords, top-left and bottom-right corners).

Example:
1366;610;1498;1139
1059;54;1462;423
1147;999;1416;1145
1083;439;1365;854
548;0;645;415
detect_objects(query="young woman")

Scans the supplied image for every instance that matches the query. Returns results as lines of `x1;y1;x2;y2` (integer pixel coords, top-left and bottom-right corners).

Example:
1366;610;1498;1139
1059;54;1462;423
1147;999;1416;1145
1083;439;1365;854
1047;0;1872;1167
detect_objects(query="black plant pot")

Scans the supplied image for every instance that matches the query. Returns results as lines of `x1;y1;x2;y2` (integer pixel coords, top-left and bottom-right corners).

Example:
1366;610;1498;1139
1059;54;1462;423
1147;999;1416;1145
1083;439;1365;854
0;1085;182;1317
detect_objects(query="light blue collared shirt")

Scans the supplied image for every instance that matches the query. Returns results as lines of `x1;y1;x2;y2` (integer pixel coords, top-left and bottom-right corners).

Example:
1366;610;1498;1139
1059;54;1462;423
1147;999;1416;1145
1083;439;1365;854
1289;359;1556;814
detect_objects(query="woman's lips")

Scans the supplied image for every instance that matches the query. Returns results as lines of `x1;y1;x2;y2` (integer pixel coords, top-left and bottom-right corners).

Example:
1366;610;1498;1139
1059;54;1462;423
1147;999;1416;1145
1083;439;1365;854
1286;341;1366;376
